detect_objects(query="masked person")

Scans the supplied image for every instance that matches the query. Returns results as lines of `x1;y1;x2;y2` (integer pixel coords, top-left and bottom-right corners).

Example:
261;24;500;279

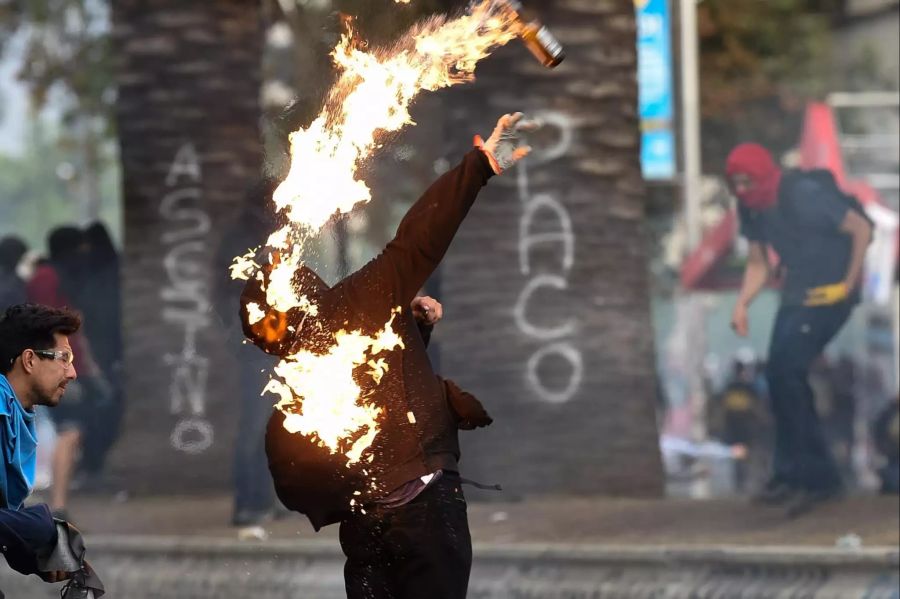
241;113;529;598
726;143;873;517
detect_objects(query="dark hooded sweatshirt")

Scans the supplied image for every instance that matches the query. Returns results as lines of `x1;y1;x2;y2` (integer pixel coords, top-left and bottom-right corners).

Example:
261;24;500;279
241;149;494;530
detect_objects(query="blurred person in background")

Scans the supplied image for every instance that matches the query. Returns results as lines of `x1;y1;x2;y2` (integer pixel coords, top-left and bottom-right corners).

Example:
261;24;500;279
75;222;124;485
708;349;770;493
213;177;281;535
26;227;99;520
0;236;28;309
727;143;874;517
872;395;899;495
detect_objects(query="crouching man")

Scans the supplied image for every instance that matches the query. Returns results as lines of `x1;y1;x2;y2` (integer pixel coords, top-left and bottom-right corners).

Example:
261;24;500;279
0;304;103;598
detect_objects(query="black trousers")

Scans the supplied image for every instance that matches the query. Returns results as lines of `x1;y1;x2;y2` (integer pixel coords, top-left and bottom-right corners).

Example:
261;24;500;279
766;303;852;492
339;473;472;599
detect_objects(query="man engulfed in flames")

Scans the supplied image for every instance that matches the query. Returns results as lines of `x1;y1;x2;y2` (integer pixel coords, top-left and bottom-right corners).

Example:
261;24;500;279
232;1;555;595
240;113;532;597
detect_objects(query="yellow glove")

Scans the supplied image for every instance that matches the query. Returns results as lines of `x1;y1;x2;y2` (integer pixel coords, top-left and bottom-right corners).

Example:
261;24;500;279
804;282;850;307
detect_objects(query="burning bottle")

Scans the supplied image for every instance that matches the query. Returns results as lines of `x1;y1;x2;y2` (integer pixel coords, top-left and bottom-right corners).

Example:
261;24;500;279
505;0;566;68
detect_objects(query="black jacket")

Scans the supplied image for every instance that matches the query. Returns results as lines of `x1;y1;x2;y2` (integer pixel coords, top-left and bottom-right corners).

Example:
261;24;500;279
243;150;494;530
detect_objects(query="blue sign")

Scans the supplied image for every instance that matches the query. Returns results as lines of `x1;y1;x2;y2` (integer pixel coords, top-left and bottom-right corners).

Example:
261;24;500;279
636;0;675;179
642;129;676;179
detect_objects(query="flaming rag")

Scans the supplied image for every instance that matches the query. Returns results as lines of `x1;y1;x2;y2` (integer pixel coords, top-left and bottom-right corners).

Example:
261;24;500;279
242;149;495;598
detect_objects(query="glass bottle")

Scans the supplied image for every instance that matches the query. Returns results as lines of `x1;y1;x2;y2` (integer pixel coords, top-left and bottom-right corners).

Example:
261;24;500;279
505;0;566;68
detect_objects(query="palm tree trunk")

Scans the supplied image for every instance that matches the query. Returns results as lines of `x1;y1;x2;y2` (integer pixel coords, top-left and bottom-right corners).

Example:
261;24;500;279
110;0;264;492
439;0;664;495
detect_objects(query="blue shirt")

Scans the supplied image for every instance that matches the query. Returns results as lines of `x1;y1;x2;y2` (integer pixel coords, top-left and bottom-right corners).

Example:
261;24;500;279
0;374;37;510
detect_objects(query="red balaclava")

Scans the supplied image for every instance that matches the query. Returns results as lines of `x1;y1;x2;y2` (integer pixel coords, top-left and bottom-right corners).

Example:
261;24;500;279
725;143;782;211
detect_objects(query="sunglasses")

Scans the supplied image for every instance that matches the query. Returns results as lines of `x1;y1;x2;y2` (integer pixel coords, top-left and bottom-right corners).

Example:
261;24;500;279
33;349;75;369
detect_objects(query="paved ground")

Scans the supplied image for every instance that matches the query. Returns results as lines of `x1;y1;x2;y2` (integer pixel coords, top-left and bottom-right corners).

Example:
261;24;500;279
4;491;898;598
33;489;900;547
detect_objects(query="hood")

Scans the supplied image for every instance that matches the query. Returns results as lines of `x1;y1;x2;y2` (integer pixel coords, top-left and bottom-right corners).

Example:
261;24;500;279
240;263;331;356
725;143;782;211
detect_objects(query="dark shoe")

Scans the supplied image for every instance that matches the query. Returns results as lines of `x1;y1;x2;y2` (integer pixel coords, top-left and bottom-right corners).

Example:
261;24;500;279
752;482;795;505
231;509;273;527
784;488;843;519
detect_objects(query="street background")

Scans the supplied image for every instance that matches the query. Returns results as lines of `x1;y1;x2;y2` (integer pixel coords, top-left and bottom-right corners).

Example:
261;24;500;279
1;0;898;596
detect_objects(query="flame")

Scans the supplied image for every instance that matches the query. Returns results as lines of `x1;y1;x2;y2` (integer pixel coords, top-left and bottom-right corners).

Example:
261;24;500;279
233;0;520;464
245;302;266;326
265;310;405;464
272;0;520;230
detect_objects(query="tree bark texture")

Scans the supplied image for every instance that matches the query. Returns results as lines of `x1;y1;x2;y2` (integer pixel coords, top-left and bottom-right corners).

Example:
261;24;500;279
438;0;664;496
110;0;263;492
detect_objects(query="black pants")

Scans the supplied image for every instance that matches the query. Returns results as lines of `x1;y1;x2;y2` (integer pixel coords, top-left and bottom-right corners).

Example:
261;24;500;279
339;473;472;599
766;303;852;492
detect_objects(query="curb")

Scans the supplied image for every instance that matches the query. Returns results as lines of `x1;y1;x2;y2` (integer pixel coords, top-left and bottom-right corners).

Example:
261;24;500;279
2;537;898;598
84;534;900;565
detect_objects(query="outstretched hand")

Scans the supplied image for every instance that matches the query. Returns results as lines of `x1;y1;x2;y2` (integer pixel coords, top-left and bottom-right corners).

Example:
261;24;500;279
476;112;538;174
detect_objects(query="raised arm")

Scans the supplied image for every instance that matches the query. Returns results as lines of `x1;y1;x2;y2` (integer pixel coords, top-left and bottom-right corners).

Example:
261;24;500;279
240;114;533;342
336;150;492;317
337;113;533;321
